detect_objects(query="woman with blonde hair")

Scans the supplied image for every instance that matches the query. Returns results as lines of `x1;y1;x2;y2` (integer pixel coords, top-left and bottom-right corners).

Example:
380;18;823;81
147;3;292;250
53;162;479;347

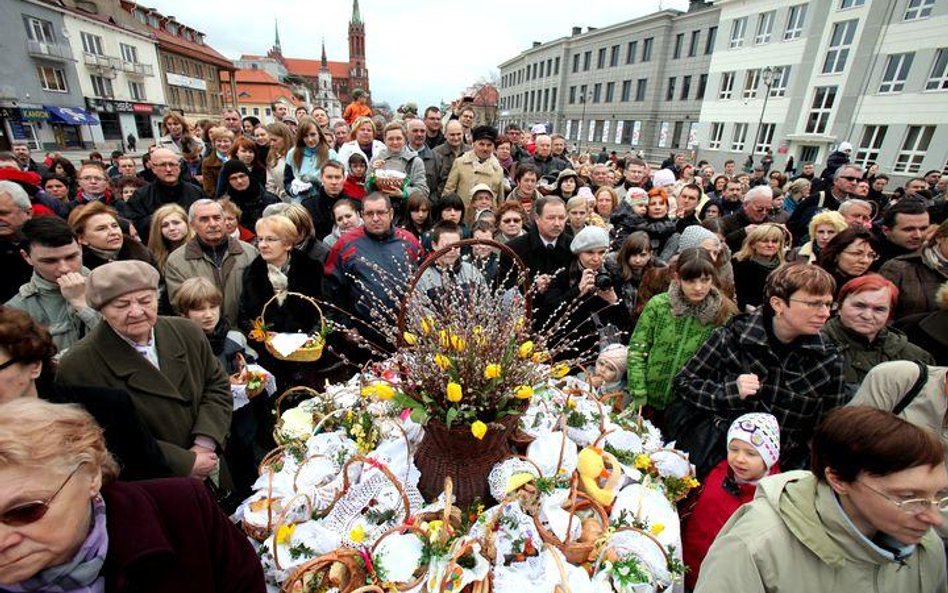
68;201;155;270
201;126;235;196
157;112;204;155
788;209;848;263
732;223;790;312
264;121;294;201
337;115;385;173
0;398;265;591
147;203;192;273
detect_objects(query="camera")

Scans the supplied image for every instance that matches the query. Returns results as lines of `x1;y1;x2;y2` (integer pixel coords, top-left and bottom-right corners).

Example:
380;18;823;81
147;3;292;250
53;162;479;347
594;270;613;290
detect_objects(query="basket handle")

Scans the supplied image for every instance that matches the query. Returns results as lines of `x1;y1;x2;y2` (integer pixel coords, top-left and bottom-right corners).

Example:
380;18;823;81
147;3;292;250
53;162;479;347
274;385;322;419
322;455;412;526
592;526;671;574
271;491;315;570
259;290;327;336
395;238;532;346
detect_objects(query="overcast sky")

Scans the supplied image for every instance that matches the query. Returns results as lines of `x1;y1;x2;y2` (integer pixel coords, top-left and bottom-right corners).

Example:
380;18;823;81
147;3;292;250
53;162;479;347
154;0;690;108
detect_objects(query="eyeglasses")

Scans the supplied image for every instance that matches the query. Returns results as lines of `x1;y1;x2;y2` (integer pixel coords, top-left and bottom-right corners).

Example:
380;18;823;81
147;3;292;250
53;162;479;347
0;358;20;372
257;236;284;244
501;218;522;224
0;462;86;526
363;209;391;219
788;298;836;311
152;162;180;169
839;176;861;182
860;480;948;515
841;249;879;261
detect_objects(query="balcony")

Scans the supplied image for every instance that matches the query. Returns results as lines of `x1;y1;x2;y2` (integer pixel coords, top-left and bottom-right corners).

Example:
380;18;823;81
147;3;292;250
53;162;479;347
122;61;155;77
83;52;122;76
26;39;74;61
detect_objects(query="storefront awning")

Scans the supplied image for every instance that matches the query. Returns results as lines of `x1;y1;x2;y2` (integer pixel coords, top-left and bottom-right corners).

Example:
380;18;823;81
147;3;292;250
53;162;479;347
43;105;99;125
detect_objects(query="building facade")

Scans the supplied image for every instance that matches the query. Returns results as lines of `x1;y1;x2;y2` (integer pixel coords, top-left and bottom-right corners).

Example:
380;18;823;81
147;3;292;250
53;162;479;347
220;69;302;123
696;0;947;184
497;2;720;161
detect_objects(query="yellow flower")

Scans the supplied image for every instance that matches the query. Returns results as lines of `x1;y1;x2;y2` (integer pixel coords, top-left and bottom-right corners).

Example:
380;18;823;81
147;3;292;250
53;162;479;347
531;351;551;363
687;477;701;489
565;398;577;409
514;385;533;400
420;317;433;335
650;523;665;536
349;524;366;543
360;382;395;400
446;382;463;403
471;421;488;440
633;453;652;471
402;331;418;345
518;341;535;359
439;329;450;348
434;354;452;370
426;519;444;543
551;363;570;378
514;317;526;331
484;363;502;379
472;325;487;346
275;523;296;545
450;334;466;352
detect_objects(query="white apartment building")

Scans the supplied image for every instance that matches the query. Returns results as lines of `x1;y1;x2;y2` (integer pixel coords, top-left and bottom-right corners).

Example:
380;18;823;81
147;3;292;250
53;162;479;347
697;0;946;185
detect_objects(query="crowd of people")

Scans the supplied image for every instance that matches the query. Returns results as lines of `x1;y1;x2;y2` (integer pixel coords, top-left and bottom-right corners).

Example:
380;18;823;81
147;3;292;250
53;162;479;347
0;96;946;592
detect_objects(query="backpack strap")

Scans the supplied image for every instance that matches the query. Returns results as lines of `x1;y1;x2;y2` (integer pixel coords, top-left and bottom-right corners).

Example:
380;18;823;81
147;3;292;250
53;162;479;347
893;361;929;416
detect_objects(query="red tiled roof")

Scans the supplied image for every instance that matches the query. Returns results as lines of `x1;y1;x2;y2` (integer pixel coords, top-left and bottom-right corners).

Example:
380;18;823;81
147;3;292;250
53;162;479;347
221;70;281;84
283;58;349;80
221;69;301;107
152;28;234;70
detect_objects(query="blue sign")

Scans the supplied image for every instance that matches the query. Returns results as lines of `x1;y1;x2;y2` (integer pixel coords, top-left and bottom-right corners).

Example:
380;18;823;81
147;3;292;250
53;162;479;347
44;105;100;125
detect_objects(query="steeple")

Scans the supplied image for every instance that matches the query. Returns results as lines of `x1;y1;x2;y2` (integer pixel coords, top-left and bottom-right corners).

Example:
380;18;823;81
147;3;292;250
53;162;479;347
274;19;281;53
351;0;361;24
320;38;328;71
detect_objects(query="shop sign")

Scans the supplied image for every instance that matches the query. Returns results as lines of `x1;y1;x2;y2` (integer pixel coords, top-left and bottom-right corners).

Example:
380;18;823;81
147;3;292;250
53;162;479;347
166;72;207;91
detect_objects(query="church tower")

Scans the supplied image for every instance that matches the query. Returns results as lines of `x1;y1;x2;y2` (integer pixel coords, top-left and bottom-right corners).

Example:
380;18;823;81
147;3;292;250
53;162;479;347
347;0;369;100
317;39;342;117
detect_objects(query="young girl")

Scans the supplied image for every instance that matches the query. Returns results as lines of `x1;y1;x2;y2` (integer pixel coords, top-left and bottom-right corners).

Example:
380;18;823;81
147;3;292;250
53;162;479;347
627;248;737;422
607;231;667;324
732;223;788;312
343;152;368;200
402;191;432;239
589;343;629;402
682;412;781;589
423;193;470;251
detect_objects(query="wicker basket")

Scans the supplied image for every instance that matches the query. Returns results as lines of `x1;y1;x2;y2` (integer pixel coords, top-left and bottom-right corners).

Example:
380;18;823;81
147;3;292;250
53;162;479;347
242;445;293;541
280;548;368;593
258;292;326;362
230;352;266;398
369;524;430;591
533;475;611;565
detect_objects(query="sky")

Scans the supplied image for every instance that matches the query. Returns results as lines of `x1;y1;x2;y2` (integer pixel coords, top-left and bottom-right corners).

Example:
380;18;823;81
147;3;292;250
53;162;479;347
153;0;691;108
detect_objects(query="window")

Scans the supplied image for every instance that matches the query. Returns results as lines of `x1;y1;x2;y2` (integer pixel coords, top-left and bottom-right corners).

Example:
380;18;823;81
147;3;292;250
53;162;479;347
706;26;717;54
635;78;647;101
743;69;761;99
531;63;537;79
666;77;676;101
120;43;138;63
610;45;619;67
805;86;837;134
854;125;888;167
697;73;708;99
36;65;67;92
626;41;637;64
543;88;550;111
681;75;691;100
572;53;580;73
81;32;104;55
592;83;602;103
879;53;914;93
823;20;858;74
755;11;775;44
673;33;684;59
672;121;684;149
894;126;935;173
689;30;700;57
90;75;114;98
569;86;576;104
905;0;935;20
770;66;791;97
128;81;146;101
147;14;159;27
926;49;948;90
719;71;735;99
551;87;557;110
620;120;636;144
755;123;776;153
605;81;615;102
785;4;808;40
642;37;653;62
554;56;560;75
547;58;553;76
583;51;591;71
24;16;55;42
709;122;724;150
730;17;747;49
731;123;748;151
839;0;865;7
580;84;588;103
597;48;606;69
621;80;632;102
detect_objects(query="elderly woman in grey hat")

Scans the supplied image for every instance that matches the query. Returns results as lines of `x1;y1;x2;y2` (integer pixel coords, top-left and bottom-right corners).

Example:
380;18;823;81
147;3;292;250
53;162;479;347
545;225;631;359
56;260;232;489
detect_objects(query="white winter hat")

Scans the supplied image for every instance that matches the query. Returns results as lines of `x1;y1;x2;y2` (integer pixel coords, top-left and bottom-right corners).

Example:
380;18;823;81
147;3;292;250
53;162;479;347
727;413;780;469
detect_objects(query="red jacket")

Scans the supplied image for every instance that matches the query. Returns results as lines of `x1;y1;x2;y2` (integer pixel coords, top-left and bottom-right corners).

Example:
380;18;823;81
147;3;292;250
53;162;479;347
343;175;366;201
101;478;266;593
681;459;780;589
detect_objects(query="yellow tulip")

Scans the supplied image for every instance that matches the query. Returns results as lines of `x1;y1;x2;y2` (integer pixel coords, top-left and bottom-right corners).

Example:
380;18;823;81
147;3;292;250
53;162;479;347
434;354;452;370
446;382;463;403
514;317;526;331
420;317;433;335
439;329;450;348
349;524;366;543
514;385;533;399
471;421;488;440
360;382;395;400
450;334;466;352
518;341;534;358
402;331;418;345
551;363;570;378
275;523;296;545
634;453;652;471
484;363;502;379
650;523;665;536
531;351;551;363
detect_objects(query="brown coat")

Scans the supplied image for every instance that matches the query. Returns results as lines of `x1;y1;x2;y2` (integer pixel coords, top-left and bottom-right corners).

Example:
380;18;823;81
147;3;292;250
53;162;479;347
200;152;224;197
879;251;946;320
56;317;232;476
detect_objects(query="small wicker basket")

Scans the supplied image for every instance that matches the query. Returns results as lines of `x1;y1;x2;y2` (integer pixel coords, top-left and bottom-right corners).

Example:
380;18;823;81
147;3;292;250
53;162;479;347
256;292;327;362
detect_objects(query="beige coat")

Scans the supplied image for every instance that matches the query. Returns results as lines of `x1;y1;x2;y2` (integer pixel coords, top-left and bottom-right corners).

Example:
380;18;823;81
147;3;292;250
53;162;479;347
442;150;505;222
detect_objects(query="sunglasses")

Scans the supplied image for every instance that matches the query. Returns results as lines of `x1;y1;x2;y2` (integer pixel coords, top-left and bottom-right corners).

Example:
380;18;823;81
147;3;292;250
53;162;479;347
1;462;85;526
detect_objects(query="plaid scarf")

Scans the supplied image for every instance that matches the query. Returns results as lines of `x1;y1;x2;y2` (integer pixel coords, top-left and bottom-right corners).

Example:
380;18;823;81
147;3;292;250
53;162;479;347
5;497;108;593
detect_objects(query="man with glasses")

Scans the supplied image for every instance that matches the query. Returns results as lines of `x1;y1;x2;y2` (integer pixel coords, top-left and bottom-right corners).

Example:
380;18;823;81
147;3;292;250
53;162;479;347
126;148;204;242
67;163;115;215
720;185;779;252
423;106;445;149
323;192;422;357
787;164;862;246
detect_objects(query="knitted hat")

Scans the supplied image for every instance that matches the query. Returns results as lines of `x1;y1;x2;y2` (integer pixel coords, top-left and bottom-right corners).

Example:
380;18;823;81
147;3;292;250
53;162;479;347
577;186;595;201
596;344;628;379
470;183;496;200
570;225;610;254
627;186;649;207
531;124;547;135
86;260;161;310
727;413;780;469
677;225;718;253
652;169;676;188
220;159;251;183
838;141;853;153
471;125;498;144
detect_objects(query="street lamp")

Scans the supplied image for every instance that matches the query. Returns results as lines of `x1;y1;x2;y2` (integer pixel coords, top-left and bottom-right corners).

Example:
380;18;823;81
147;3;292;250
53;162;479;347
753;66;775;157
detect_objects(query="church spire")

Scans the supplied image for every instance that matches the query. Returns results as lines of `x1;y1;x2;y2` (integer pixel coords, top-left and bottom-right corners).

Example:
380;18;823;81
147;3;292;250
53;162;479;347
351;0;362;24
320;38;328;70
274;18;281;53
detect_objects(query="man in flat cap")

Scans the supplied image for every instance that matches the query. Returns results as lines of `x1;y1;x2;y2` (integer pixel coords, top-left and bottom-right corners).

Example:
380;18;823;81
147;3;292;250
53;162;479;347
443;125;505;223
